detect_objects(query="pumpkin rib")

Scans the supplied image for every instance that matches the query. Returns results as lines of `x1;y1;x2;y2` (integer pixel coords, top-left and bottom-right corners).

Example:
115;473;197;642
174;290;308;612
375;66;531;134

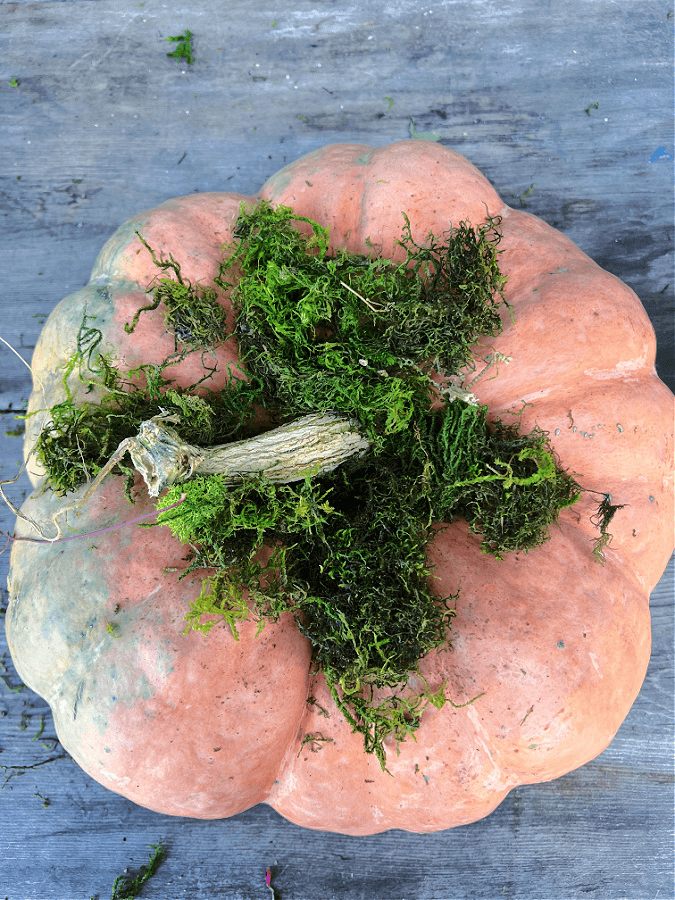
91;192;248;285
266;516;651;834
8;479;313;820
516;377;673;588
23;195;252;487
260;140;505;259
496;209;657;380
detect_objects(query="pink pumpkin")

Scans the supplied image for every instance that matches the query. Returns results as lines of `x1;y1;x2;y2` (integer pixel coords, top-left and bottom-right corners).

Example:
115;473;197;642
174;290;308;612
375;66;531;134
7;141;674;834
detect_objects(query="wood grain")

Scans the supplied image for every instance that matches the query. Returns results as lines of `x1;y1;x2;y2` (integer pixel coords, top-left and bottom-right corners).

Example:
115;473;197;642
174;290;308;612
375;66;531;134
0;1;672;897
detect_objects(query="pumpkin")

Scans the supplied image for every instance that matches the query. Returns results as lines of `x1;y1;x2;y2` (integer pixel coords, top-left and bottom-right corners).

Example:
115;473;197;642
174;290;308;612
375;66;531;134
6;140;673;835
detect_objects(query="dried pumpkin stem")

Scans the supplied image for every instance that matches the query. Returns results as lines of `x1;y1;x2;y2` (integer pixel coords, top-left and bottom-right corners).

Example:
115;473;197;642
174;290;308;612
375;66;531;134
127;411;370;497
8;413;369;543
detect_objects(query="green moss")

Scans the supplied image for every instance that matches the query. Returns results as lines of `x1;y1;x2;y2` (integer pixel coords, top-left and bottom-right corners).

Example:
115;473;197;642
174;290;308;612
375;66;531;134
218;201;506;445
124;232;228;349
165;31;194;64
36;201;596;767
107;843;165;900
36;361;262;497
390;401;580;557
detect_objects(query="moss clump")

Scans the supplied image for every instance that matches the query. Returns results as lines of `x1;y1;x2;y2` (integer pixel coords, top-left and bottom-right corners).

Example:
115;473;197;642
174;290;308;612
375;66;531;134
125;233;228;350
158;400;576;766
35;360;263;498
591;493;625;563
36;201;587;767
390;401;581;556
218;202;506;443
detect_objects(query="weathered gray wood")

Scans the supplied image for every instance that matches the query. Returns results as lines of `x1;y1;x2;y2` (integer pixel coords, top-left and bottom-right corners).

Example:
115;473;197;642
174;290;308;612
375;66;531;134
0;1;672;898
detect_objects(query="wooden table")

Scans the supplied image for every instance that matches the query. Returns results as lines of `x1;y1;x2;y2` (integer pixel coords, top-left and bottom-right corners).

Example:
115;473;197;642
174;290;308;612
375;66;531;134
1;2;672;898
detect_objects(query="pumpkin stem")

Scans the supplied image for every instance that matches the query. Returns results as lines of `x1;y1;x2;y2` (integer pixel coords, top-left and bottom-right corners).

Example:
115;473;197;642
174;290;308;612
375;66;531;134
125;411;369;497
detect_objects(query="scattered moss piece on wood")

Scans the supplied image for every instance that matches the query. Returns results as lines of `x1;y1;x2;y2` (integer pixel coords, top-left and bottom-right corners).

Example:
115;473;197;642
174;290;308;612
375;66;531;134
108;843;165;900
166;31;194;64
